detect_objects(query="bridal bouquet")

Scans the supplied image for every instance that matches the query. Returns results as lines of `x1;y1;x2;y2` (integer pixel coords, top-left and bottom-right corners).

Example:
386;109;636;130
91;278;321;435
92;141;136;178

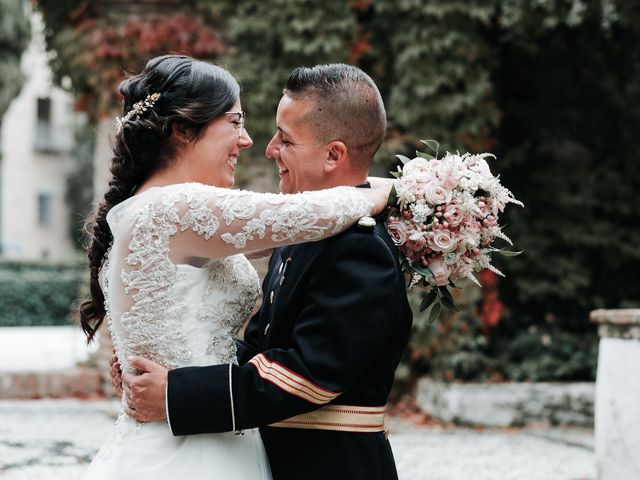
386;140;523;321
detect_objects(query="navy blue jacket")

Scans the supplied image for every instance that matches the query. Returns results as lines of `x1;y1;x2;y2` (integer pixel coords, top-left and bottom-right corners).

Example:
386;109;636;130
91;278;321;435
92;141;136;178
167;214;412;480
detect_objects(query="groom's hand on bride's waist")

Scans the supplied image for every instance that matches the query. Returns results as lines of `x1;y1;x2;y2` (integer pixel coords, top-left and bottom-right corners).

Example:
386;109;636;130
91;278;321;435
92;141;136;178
123;356;168;423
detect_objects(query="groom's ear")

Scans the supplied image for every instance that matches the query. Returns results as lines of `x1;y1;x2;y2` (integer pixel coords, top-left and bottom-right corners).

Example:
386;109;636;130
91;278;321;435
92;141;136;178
323;141;348;173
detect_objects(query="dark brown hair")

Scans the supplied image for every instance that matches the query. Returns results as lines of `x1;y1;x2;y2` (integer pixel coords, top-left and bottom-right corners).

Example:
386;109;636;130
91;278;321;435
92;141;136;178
284;64;386;171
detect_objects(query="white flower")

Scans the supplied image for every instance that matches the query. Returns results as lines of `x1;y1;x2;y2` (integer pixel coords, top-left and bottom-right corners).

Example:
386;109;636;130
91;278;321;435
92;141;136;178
443;251;461;265
395;175;417;208
474;157;494;180
409;201;434;224
434;154;466;190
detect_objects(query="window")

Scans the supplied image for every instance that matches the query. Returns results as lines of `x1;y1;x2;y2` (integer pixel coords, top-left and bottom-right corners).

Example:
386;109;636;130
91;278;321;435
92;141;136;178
37;192;53;226
35;97;53;152
37;97;51;122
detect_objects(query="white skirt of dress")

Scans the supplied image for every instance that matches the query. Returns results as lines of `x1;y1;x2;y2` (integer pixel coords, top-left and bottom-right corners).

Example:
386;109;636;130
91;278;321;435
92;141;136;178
83;414;272;480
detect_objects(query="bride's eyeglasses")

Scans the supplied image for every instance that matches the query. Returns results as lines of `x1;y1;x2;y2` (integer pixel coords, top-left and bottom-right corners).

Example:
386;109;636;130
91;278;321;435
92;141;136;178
225;111;245;137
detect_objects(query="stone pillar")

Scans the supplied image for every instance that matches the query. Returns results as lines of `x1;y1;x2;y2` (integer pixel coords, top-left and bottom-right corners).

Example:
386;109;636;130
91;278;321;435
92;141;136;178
591;309;640;480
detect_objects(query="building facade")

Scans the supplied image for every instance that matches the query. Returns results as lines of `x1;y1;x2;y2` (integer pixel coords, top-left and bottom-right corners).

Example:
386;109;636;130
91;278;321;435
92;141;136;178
0;11;78;260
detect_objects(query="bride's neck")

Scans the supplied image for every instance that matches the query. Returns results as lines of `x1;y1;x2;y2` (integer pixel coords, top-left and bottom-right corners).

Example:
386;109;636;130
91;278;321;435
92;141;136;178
135;163;193;195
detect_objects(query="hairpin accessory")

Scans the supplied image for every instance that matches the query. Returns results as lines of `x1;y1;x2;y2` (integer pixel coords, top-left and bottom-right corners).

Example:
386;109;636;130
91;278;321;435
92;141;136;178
116;92;161;133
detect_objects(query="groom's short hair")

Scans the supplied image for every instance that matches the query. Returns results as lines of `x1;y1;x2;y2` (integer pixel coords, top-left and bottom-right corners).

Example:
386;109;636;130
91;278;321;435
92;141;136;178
283;64;386;172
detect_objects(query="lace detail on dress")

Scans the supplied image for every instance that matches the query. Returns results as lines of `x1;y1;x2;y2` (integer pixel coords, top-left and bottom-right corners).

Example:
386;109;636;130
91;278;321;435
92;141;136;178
119;201;192;370
198;256;260;364
177;188;220;239
102;182;371;378
218;186;373;249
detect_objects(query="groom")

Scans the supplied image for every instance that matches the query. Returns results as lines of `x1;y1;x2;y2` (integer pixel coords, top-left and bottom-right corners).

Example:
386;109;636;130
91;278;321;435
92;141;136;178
119;64;412;480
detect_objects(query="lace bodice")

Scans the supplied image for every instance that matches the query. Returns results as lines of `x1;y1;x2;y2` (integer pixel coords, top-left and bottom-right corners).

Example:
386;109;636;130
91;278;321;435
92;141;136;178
103;182;373;375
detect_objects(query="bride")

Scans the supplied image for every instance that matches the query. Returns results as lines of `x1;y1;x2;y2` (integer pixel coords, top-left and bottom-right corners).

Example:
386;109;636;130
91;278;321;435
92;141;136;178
79;55;389;479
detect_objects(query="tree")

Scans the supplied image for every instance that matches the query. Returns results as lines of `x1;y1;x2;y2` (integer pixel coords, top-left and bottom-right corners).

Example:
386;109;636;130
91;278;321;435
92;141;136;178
37;0;225;122
35;0;227;246
36;0;640;380
0;0;29;124
199;0;358;149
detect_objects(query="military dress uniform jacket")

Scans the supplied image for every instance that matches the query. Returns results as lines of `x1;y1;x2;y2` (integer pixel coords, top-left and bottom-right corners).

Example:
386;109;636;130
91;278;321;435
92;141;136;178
167;214;413;480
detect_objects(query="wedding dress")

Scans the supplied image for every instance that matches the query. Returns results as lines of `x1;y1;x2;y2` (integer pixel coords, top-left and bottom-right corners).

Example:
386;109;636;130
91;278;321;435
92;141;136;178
82;182;372;480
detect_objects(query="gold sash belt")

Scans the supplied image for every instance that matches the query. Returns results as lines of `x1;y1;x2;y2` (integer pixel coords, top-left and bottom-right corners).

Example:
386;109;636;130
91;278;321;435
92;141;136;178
269;404;386;433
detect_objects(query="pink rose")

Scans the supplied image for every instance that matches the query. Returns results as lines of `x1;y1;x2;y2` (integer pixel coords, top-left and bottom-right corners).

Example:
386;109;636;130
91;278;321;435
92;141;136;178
424;182;453;206
405;231;427;252
429;257;451;286
385;219;409;246
450;260;472;281
428;230;457;253
402;158;432;184
444;204;464;227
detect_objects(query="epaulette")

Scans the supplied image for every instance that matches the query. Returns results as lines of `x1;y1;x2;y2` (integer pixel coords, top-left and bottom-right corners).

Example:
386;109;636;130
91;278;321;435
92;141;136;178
356;216;376;231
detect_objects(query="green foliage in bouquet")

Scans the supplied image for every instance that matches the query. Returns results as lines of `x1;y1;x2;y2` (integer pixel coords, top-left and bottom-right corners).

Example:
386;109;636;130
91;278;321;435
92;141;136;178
407;288;498;382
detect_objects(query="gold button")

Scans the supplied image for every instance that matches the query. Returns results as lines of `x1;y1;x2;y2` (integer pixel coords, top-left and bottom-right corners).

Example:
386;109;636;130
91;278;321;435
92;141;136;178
270;291;274;303
264;323;270;335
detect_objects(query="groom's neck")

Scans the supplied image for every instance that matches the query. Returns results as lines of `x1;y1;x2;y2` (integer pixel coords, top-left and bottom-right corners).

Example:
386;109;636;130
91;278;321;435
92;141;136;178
306;171;369;192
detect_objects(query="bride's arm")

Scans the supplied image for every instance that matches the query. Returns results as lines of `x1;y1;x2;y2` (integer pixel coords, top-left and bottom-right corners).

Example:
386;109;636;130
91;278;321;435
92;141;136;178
137;182;387;262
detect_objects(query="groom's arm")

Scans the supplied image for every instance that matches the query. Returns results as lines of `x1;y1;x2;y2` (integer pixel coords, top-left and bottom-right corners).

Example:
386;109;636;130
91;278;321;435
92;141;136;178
166;230;406;435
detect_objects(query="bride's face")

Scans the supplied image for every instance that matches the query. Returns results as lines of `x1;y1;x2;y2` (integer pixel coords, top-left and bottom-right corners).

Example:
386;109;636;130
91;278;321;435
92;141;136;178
182;99;253;188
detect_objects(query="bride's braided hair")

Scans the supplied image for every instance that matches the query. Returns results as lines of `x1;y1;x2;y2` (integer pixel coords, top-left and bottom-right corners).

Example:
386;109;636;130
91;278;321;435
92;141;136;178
80;55;240;342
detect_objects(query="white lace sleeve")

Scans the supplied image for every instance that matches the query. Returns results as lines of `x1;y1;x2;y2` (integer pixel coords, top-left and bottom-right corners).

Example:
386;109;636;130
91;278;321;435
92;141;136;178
129;183;373;263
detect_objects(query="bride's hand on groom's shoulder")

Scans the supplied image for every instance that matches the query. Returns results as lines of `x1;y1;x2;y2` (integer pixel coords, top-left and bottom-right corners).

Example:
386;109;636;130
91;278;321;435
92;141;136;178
366;176;395;216
367;176;395;191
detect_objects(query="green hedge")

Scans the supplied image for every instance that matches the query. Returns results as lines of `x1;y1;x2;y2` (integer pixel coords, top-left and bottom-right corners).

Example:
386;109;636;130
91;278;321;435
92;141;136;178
406;288;599;383
0;260;85;327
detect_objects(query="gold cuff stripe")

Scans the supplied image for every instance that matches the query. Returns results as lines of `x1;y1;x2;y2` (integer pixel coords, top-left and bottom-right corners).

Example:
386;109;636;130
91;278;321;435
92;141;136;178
250;358;330;405
250;354;337;399
269;404;386;433
249;354;337;404
248;354;338;405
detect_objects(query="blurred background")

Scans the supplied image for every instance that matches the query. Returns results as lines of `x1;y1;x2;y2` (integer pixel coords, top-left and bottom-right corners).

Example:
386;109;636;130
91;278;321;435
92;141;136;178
1;1;639;478
2;0;638;388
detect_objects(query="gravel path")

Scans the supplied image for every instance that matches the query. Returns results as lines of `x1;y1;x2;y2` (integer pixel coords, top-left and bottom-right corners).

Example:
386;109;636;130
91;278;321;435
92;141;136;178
0;400;595;479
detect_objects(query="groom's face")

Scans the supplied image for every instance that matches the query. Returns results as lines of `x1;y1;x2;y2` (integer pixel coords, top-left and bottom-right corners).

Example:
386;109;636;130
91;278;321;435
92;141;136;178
265;95;328;193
